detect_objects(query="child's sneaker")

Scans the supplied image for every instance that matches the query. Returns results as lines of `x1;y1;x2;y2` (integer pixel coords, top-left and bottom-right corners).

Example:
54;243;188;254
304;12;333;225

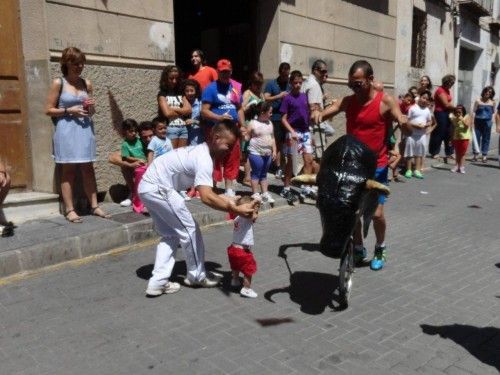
414;170;424;179
459;167;466;174
120;197;132;207
450;166;458;173
251;192;261;200
179;191;191;201
404;170;412;178
261;191;275;203
240;287;258;298
370;245;387;271
230;278;241;288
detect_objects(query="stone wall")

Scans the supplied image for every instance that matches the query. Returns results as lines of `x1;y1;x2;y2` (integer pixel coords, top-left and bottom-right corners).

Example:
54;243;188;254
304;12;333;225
279;0;397;84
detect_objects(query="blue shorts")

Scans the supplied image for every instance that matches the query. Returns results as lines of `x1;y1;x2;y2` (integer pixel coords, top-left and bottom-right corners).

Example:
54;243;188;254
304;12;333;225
167;125;188;140
374;166;389;205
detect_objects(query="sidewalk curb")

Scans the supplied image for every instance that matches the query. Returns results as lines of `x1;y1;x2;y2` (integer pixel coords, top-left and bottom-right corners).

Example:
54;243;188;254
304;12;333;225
0;198;291;279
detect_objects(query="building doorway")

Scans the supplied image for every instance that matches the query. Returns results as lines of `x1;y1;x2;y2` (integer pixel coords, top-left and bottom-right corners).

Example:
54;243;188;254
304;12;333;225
173;0;258;84
0;0;30;189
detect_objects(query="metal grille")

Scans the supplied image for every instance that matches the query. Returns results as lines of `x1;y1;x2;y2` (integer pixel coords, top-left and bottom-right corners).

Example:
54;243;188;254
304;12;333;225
411;8;427;69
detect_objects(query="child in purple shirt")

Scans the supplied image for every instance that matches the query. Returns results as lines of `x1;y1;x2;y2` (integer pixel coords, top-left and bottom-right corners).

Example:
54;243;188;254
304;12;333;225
279;70;313;202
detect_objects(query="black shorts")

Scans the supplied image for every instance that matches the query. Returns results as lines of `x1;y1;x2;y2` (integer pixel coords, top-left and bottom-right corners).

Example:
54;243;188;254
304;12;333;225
272;120;285;143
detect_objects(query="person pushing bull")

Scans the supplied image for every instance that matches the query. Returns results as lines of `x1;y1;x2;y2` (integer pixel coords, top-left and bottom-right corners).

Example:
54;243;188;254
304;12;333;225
313;60;407;271
139;120;257;296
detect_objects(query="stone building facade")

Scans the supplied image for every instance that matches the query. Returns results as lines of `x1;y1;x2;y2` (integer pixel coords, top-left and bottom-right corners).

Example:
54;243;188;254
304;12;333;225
4;0;400;201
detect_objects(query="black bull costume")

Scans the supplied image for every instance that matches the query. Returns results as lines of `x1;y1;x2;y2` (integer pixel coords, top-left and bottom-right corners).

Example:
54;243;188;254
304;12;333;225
292;135;390;258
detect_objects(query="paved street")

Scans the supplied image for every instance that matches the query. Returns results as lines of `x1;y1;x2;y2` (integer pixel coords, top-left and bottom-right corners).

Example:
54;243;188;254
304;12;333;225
1;158;499;375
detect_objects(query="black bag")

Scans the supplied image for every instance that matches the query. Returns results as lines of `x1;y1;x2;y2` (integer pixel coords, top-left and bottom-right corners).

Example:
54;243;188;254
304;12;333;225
51;77;64;126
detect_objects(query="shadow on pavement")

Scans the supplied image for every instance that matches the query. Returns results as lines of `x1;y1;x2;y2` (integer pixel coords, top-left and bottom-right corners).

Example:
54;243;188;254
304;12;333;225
264;243;343;315
421;324;500;371
470;162;500;169
136;261;226;283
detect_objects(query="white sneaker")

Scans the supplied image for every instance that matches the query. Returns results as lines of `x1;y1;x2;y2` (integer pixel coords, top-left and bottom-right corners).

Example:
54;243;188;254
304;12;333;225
240;287;258;298
261;192;275;203
230;278;241;288
225;189;236;197
145;282;181;296
183;276;219;288
179;191;191;201
251;192;261;200
275;169;284;179
319;121;335;136
120;198;132;207
459;167;466;174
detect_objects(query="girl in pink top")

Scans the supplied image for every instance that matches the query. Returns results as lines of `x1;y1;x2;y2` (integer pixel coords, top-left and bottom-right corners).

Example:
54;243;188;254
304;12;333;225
245;102;276;203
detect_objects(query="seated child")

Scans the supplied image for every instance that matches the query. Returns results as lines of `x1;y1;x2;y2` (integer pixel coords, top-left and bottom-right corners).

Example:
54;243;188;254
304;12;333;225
147;117;173;165
121;119;148;213
227;195;260;298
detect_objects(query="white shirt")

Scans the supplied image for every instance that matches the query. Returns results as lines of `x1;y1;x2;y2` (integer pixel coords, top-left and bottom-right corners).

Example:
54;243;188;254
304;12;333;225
139;143;213;193
301;75;324;110
232;216;254;247
407;104;432;137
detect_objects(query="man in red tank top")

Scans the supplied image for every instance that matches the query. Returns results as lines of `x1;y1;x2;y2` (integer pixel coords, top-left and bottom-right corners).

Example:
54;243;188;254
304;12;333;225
313;60;407;271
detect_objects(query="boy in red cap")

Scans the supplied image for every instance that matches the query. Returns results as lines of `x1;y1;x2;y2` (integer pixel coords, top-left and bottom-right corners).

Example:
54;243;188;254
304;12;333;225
201;59;245;196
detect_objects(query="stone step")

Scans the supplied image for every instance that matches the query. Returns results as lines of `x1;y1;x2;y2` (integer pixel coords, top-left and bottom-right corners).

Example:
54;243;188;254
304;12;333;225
2;192;60;224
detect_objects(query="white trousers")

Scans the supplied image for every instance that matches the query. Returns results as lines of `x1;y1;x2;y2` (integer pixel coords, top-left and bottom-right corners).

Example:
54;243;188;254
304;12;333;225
139;185;206;289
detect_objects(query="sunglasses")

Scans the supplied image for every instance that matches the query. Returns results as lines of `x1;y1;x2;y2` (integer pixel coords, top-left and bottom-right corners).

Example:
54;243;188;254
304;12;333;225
348;81;364;90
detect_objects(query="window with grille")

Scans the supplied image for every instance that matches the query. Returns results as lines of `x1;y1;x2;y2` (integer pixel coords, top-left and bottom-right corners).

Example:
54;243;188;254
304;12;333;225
411;8;427;69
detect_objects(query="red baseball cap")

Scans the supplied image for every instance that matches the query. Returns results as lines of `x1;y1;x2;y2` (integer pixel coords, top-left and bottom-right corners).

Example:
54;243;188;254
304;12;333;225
217;59;232;71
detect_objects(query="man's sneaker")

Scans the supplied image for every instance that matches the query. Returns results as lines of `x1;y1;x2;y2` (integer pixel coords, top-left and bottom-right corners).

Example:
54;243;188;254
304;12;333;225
120;198;132;207
262;192;275;203
370;245;387;271
145;282;181;296
240;287;258;298
414;170;424;179
404;170;412;179
225;189;236;197
319;121;335;136
354;246;368;264
183;276;219;288
280;188;297;204
275;168;284;179
179;191;191;201
231;278;241;288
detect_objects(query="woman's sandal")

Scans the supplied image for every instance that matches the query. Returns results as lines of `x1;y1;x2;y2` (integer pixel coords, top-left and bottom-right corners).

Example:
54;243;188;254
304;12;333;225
91;206;112;219
65;209;83;223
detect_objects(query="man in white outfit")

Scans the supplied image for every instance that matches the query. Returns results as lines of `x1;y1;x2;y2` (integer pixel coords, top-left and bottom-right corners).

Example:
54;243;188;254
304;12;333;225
139;120;256;296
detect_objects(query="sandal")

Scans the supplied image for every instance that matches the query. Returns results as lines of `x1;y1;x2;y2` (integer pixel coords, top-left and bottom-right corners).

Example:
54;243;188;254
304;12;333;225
65;209;83;223
91;206;111;219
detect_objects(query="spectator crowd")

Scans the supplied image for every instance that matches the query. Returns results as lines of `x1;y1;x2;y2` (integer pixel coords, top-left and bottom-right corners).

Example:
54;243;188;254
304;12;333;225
0;45;499;298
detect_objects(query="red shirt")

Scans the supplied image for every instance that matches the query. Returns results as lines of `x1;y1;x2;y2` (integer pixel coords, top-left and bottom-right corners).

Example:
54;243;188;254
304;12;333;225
434;86;451;113
188;66;218;91
346;91;388;168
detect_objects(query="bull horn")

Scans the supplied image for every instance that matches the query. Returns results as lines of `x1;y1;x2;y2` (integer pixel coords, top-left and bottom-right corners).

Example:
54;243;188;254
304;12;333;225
291;174;317;185
366;179;390;195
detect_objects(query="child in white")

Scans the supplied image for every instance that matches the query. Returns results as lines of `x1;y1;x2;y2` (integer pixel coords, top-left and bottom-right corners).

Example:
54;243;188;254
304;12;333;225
405;90;432;179
227;196;260;298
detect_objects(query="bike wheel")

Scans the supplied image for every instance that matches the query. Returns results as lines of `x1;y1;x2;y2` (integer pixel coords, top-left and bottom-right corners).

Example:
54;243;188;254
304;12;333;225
339;240;354;307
